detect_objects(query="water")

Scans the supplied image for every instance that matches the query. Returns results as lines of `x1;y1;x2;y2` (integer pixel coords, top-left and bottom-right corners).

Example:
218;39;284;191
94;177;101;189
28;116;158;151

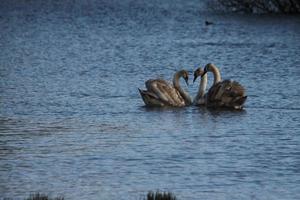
1;0;300;199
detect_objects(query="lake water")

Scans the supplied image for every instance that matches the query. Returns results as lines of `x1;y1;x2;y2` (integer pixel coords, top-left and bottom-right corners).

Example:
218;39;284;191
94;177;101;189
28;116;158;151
1;0;300;199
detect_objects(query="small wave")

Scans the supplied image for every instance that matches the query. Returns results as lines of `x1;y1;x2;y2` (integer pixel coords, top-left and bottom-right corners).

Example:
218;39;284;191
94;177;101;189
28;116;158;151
175;40;285;49
246;106;300;111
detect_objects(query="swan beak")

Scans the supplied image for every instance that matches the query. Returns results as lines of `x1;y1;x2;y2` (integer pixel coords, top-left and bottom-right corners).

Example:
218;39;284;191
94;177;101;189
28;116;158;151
193;75;198;83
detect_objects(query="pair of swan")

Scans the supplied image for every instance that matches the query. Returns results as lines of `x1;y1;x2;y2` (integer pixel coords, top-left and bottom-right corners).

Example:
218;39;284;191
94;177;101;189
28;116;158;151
139;63;247;109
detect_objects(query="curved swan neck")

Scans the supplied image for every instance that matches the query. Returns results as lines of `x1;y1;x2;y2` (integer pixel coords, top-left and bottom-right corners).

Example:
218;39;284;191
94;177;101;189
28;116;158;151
209;64;222;84
194;73;207;104
173;71;192;105
198;73;207;98
173;72;181;89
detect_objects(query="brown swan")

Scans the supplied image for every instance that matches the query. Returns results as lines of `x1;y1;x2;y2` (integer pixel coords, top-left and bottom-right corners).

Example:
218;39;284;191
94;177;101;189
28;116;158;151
194;63;247;109
139;70;192;107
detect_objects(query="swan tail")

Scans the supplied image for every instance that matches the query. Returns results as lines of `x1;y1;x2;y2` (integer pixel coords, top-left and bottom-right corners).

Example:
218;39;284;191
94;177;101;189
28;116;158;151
145;80;178;106
235;95;247;105
228;95;247;109
138;88;165;107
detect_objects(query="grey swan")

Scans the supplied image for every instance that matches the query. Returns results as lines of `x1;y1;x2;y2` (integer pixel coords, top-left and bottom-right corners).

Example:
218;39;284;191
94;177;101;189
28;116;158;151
194;63;247;109
139;70;192;107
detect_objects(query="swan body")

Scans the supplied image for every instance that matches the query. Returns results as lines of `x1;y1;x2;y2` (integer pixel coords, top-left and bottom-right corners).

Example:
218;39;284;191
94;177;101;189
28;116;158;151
194;63;247;109
139;70;192;107
206;79;247;109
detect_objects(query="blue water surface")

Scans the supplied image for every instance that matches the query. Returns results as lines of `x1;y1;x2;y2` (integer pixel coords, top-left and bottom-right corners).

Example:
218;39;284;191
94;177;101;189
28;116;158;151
1;0;300;199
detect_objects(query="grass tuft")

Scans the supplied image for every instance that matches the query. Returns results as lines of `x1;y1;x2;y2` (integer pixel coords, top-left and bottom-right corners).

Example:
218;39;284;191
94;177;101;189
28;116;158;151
146;191;177;200
25;193;64;200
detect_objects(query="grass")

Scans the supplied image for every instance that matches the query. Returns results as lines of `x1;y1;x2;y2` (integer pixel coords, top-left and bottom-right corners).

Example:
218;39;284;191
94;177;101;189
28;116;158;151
5;191;177;200
24;193;64;200
145;191;177;200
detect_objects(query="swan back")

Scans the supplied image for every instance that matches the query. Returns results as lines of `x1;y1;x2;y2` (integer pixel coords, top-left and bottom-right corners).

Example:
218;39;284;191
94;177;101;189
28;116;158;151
207;79;247;109
139;70;191;107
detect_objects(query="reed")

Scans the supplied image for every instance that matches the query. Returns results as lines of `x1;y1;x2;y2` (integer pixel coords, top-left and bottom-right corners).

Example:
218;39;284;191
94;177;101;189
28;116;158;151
6;191;177;200
25;193;64;200
145;191;177;200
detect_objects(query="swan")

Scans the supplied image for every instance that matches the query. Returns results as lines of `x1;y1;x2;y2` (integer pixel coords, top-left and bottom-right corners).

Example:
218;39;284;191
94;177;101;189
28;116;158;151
193;67;207;106
196;63;247;109
139;70;192;107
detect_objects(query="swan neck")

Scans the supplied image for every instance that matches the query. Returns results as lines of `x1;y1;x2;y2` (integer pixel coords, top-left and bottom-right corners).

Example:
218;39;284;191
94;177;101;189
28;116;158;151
210;65;222;84
173;72;192;105
198;74;207;97
173;72;181;89
194;74;207;104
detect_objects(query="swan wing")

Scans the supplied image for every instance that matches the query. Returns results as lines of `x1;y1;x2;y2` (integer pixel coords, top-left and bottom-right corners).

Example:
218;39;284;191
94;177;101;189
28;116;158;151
226;80;246;97
169;88;186;106
207;80;247;109
207;82;223;101
146;79;186;106
138;88;165;107
220;80;246;102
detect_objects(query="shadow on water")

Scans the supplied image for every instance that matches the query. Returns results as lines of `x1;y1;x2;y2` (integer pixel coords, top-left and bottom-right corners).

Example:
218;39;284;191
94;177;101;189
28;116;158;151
208;107;247;116
139;105;189;112
192;105;247;117
139;104;247;115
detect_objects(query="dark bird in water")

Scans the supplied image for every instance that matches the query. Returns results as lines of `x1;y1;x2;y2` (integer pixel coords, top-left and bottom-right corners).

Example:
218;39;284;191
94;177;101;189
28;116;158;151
205;20;214;25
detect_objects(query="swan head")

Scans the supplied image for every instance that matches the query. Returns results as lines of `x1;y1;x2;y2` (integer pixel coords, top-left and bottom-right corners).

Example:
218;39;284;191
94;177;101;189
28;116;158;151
193;67;205;83
202;63;214;77
179;70;189;86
